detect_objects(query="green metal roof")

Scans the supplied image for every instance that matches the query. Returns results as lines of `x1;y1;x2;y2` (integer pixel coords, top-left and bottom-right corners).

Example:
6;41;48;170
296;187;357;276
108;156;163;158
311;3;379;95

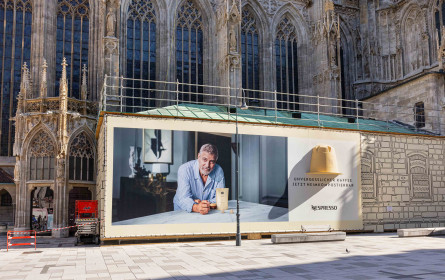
136;104;436;136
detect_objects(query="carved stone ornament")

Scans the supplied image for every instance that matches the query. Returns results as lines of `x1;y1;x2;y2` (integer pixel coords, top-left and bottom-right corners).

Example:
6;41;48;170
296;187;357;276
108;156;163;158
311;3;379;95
81;64;88;100
56;157;65;180
228;1;241;24
229;25;237;53
106;11;116;37
104;37;119;56
227;53;240;71
214;0;227;31
40;59;48;98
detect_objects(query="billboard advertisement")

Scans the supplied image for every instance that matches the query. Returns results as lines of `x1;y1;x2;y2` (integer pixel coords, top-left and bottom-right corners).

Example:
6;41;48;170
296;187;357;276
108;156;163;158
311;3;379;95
112;128;289;225
105;116;362;237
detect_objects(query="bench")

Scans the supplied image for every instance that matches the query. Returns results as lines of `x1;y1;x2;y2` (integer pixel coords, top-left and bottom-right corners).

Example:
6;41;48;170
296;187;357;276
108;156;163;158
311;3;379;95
301;224;332;232
397;227;445;237
271;232;346;244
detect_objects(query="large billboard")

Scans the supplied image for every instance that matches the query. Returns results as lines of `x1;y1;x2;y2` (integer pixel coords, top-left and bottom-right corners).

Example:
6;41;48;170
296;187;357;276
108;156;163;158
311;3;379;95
112;128;288;225
104;116;362;238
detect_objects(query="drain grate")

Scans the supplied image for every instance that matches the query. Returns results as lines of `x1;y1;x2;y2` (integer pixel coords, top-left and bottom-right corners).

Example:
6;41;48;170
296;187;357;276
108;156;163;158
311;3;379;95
22;251;43;254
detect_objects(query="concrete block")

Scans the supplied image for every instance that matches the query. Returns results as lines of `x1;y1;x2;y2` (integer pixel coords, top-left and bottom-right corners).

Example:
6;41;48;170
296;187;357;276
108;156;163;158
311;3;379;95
376;225;384;232
271;232;346;244
398;227;445;237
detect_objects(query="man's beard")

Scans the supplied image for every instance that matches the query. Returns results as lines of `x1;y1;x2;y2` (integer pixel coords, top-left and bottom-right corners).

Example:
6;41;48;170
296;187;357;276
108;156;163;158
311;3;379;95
200;167;211;176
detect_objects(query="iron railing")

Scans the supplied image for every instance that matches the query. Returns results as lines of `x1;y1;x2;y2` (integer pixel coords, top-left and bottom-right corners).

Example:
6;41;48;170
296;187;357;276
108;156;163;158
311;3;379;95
99;75;445;136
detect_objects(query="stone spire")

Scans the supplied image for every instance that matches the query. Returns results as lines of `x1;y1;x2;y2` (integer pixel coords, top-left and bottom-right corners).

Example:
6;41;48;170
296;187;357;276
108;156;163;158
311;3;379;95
19;62;30;101
59;58;69;157
17;63;27;106
40;59;48;98
81;64;88;100
13;63;29;159
60;57;68;98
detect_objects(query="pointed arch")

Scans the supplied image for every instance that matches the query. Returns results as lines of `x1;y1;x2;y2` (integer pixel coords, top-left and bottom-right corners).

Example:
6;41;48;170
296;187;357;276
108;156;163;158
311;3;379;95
55;0;90;99
67;127;95;182
22;123;58;160
24;126;57;181
0;0;32;156
0;189;12;206
272;4;310;45
339;18;356;115
401;5;426;74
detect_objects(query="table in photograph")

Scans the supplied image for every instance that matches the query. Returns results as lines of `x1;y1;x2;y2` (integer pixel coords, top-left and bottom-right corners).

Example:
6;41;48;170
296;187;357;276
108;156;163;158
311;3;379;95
113;200;288;225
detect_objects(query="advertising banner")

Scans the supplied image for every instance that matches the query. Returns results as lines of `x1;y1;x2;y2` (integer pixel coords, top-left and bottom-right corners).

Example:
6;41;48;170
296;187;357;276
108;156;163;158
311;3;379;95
288;138;360;223
105;116;362;237
112;128;288;225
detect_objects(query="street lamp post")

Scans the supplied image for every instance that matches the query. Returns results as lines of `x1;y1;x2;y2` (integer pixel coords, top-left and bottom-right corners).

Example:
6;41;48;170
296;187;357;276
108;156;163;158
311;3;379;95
235;87;241;246
235;0;244;247
235;88;247;247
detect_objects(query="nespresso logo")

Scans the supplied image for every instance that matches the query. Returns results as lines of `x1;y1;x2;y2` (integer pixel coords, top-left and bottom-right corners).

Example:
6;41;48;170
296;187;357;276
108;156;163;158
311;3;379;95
311;205;337;211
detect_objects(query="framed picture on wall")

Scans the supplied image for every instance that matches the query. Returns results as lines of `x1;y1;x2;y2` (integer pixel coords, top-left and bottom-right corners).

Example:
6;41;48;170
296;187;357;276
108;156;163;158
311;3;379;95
143;129;173;163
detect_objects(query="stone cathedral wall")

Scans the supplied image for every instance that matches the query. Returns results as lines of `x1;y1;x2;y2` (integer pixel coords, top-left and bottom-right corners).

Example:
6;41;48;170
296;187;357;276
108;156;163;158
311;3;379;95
362;73;445;134
361;132;445;232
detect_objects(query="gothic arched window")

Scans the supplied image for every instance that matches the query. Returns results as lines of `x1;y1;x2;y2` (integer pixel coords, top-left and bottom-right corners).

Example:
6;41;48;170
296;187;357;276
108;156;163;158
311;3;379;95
404;9;423;73
28;131;56;181
241;8;260;104
176;0;204;103
434;0;445;45
126;0;156;111
0;0;32;156
68;132;94;181
56;0;89;99
275;17;298;110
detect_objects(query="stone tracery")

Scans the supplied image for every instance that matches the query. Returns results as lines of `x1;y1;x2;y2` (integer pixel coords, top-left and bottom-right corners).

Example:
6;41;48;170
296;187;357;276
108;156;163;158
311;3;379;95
69;132;93;159
177;0;202;29
29;131;56;158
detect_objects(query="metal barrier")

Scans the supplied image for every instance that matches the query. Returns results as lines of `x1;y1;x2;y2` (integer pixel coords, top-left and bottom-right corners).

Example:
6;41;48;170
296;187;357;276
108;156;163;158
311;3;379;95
99;76;445;136
7;230;37;251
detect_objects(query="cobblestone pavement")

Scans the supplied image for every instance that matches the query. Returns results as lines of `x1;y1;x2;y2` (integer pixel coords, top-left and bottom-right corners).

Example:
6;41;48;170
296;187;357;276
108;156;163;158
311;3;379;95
0;233;445;279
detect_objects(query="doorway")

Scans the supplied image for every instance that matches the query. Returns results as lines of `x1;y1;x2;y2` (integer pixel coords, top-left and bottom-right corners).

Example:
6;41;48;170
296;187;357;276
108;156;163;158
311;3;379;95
30;187;54;233
68;187;92;234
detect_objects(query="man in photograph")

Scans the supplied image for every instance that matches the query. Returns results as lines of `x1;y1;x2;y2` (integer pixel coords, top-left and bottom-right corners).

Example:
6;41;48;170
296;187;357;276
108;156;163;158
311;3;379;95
173;144;225;214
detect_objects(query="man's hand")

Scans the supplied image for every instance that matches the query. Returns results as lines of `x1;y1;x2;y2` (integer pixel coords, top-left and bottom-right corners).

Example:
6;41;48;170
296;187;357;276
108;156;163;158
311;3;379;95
192;200;210;215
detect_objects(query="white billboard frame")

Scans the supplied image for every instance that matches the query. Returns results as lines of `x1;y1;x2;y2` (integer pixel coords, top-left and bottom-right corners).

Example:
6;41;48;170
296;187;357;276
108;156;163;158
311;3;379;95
102;115;363;238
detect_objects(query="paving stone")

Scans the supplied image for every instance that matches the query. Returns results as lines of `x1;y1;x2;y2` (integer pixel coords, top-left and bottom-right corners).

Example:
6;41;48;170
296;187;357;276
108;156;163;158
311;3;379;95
2;233;445;279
